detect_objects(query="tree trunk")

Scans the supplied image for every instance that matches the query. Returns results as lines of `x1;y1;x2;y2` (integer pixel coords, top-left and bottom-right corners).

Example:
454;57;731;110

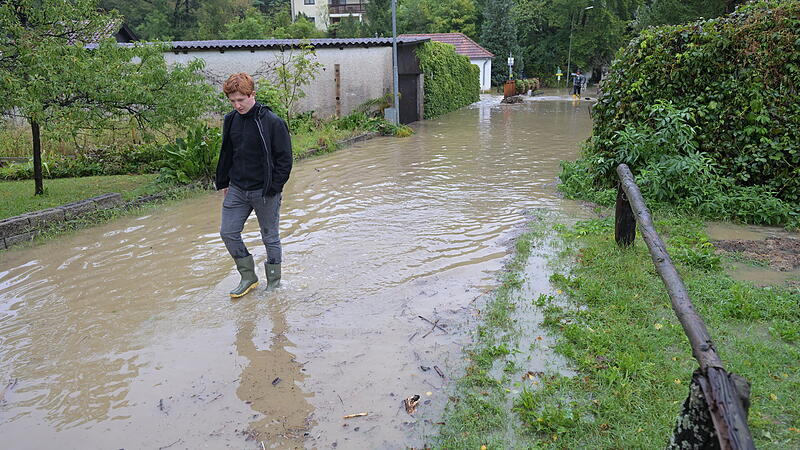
668;370;719;449
31;119;43;196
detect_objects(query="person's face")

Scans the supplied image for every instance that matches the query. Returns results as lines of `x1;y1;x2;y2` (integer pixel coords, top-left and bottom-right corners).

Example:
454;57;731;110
228;91;256;114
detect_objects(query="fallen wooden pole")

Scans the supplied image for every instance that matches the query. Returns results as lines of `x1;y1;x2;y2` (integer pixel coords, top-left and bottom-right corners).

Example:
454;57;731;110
616;164;754;449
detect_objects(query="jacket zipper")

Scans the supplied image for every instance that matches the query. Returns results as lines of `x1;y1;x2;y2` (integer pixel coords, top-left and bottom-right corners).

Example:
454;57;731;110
254;107;273;197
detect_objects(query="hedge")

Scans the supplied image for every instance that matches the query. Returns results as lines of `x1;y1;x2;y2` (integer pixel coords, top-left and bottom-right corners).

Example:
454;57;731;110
588;0;800;203
416;41;480;119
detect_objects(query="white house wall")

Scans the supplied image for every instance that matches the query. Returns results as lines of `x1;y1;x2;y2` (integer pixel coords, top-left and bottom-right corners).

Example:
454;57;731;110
165;47;394;119
470;57;492;91
293;0;329;30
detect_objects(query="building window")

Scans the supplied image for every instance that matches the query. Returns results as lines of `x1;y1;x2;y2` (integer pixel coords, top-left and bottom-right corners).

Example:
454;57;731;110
304;0;314;4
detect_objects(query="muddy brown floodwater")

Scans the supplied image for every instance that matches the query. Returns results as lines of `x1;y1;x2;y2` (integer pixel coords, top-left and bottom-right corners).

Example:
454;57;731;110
706;222;800;286
0;94;593;449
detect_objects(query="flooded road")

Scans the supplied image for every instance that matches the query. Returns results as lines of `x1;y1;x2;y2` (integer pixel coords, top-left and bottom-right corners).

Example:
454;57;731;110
0;95;593;449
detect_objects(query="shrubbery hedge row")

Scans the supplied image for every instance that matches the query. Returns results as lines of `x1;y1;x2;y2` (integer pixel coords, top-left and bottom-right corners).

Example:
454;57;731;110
587;0;800;203
416;41;480;119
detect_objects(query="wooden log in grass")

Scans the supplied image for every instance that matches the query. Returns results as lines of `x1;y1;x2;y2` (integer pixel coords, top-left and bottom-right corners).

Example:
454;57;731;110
615;164;754;450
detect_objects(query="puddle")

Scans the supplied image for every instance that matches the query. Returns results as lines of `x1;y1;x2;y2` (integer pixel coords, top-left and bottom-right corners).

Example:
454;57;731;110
706;221;800;287
0;95;594;448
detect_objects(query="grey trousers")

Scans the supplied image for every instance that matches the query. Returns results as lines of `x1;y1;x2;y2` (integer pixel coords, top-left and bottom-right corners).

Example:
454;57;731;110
220;185;282;263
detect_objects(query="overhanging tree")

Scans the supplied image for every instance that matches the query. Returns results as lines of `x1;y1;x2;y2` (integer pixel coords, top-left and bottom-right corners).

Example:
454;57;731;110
0;0;215;195
480;0;521;86
365;0;392;37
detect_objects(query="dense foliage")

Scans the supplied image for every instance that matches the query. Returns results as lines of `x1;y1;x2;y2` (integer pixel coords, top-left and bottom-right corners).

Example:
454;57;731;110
561;0;800;226
99;0;747;88
481;0;522;86
416;41;481;119
0;0;215;195
158;124;221;185
0;145;165;180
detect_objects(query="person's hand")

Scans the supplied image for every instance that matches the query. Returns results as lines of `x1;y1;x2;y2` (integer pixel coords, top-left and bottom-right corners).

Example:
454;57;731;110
223;188;229;197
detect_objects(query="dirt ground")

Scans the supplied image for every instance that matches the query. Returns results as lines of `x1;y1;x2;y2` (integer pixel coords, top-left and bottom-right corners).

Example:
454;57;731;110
712;237;800;272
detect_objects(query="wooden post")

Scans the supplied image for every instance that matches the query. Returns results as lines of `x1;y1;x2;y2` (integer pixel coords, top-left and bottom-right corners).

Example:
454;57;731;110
616;164;754;449
334;64;341;117
614;183;635;247
617;163;721;369
31;119;43;196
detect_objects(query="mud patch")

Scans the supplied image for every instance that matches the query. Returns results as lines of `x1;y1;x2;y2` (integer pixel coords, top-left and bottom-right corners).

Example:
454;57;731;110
712;237;800;272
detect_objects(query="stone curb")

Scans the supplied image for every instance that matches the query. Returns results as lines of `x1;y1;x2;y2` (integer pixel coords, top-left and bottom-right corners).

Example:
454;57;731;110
0;193;122;250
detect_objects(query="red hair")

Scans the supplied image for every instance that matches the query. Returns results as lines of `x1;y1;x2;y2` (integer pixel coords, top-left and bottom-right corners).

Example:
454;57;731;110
222;72;255;96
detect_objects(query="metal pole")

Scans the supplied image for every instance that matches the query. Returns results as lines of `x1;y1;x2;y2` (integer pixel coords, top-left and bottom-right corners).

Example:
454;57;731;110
566;10;575;92
391;0;400;125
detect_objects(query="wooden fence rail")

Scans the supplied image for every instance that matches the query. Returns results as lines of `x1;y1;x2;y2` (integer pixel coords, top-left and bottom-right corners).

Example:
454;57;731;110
615;163;755;449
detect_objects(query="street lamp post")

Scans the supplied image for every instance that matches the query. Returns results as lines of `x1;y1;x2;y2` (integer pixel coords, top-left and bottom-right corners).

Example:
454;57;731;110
566;5;593;90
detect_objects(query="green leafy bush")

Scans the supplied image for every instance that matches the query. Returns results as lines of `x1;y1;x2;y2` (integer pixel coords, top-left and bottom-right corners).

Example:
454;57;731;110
0;145;164;180
416;41;480;119
514;78;540;94
158;124;221;185
255;79;289;123
586;0;800;205
561;1;800;227
561;100;798;226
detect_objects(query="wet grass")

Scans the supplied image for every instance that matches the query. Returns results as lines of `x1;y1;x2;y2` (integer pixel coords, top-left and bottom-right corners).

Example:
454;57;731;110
291;126;363;160
435;213;800;448
1;174;162;220
434;216;548;449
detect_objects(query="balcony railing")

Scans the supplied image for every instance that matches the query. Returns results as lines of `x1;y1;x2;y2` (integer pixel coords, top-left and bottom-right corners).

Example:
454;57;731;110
329;2;366;15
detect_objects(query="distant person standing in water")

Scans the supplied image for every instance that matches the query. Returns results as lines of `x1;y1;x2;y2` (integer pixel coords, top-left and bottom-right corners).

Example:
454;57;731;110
572;68;586;98
216;72;292;298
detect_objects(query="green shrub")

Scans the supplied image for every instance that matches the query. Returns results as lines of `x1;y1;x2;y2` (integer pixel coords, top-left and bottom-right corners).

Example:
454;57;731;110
255;79;289;122
416;41;480;119
561;99;799;226
0;145;165;180
158;123;221;185
514;78;540;94
587;0;800;205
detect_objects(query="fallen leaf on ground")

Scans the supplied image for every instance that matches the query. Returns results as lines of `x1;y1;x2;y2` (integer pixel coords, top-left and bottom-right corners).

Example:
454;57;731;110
404;395;421;414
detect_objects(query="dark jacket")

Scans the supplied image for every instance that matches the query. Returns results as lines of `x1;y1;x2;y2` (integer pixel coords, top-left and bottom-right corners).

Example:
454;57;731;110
215;103;292;197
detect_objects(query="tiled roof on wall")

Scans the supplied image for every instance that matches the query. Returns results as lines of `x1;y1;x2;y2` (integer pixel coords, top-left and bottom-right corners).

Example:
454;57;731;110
167;37;430;51
399;33;494;59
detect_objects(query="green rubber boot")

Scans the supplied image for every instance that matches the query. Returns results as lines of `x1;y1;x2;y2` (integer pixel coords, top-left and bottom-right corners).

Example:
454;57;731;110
265;262;281;289
230;255;259;298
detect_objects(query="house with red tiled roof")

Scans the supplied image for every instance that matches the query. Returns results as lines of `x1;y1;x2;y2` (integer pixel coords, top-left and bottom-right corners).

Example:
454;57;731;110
400;33;494;91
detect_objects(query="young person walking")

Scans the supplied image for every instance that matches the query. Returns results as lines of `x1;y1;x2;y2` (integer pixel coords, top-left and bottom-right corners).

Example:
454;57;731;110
216;73;292;298
572;68;586;98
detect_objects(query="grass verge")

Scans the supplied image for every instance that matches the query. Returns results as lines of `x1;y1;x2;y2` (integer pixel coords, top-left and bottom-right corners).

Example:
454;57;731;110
434;213;551;448
1;174;161;220
291;127;364;160
435;212;800;448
